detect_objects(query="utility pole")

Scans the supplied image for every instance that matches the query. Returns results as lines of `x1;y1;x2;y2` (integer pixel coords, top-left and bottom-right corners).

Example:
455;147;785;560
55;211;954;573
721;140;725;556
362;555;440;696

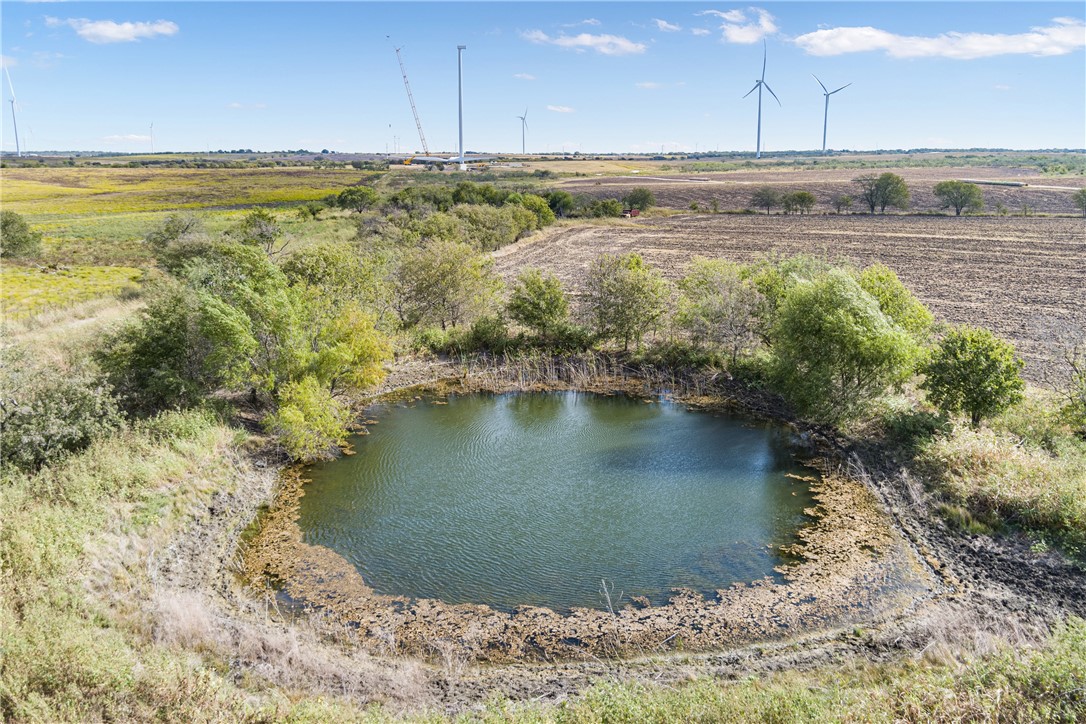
457;45;466;171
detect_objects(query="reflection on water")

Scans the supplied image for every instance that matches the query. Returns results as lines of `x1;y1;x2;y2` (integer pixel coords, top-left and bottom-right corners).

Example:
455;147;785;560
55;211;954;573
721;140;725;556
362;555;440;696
298;392;817;612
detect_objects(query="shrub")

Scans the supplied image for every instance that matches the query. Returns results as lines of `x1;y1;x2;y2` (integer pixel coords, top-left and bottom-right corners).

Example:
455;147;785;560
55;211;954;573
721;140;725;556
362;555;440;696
507;268;570;342
0;348;124;472
0;210;43;259
857;263;934;338
583;253;669;351
922;326;1024;426
622;187;655;211
677;258;765;364
264;376;352;461
772;269;918;422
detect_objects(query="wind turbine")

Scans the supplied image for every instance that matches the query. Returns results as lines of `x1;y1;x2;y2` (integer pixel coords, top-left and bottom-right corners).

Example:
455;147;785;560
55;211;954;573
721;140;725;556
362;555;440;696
742;40;779;159
813;75;851;154
517;107;528;155
4;66;21;157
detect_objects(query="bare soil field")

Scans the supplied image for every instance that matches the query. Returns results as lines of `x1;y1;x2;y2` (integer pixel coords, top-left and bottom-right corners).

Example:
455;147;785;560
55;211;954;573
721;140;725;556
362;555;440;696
495;214;1086;380
558;166;1085;215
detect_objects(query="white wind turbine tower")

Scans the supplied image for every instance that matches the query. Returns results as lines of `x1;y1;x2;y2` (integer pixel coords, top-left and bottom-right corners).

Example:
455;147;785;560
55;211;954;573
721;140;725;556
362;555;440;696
813;75;851;154
742;40;779;159
4;66;22;157
517;107;528;155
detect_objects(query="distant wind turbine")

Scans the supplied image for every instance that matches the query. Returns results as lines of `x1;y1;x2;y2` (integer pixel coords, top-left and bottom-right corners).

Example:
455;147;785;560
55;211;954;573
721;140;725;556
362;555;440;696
813;75;851;154
517;107;528;154
742;40;780;159
4;66;21;157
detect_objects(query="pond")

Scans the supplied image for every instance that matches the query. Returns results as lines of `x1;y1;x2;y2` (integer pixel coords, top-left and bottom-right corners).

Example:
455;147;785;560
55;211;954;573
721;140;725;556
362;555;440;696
297;392;818;612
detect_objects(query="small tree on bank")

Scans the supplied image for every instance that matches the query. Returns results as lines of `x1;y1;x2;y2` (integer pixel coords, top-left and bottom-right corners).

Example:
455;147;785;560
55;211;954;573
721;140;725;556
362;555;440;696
584;253;668;351
922;326;1024;426
507;268;570;342
933;180;984;216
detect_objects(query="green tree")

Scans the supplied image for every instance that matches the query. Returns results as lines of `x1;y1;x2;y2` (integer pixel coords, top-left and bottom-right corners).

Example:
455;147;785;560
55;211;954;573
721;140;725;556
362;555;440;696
857;263;933;338
831;194;853;214
0;211;43;258
933;180;985;216
1072;188;1086;218
922;326;1024;426
622;187;656;211
546;190;576;218
772;270;918;421
677;258;765;364
517;193;557;227
507;269;570;342
263;376;353;461
782;191;816;215
393;239;502;330
337;185;380;212
751;187;781;214
854;173;910;213
584;253;669;351
230;209;287;257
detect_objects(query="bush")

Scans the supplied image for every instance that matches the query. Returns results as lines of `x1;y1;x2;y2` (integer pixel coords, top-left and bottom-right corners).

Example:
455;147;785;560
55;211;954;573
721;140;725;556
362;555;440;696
857;263;934;338
583;253;669;351
771;269;918;422
0;348;124;473
622;187;655;211
922;326;1024;426
507;268;570;342
264;376;352;461
677;258;765;364
0;211;43;259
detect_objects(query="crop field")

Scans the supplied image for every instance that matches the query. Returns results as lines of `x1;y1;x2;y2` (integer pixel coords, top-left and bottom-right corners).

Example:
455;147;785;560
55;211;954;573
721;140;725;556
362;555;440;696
0;166;370;216
558;165;1085;216
494;214;1085;379
0;264;142;319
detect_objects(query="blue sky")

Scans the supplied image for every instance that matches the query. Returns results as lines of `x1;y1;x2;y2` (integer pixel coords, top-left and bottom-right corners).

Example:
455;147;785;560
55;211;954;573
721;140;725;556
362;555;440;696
2;2;1084;154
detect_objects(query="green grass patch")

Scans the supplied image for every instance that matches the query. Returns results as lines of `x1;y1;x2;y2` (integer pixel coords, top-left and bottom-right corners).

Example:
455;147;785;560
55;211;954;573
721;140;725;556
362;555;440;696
0;265;142;319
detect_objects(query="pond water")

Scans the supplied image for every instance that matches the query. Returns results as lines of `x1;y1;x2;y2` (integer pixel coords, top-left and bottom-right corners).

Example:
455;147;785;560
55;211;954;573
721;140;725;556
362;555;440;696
297;392;818;612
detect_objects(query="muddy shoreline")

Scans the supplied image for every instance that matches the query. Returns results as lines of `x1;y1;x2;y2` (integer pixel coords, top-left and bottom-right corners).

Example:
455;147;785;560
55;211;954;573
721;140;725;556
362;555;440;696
243;362;943;663
159;355;1086;712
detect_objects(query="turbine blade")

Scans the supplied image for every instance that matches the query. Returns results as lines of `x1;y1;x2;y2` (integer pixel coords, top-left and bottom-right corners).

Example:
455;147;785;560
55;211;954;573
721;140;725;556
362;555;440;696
742;83;759;99
830;82;852;94
3;66;15;102
761;39;767;80
764;83;781;106
812;74;828;94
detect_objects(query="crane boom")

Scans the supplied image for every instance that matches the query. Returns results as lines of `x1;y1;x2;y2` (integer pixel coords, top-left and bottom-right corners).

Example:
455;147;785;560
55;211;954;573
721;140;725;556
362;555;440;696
393;45;429;156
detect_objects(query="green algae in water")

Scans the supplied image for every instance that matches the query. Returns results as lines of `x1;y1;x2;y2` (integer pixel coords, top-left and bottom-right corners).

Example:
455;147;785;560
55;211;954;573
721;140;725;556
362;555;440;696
297;392;817;612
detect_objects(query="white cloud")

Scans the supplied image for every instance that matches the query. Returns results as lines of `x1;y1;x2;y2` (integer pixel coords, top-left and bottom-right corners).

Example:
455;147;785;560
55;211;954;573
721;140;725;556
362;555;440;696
31;51;65;68
227;102;267;110
993;84;1012;91
547;105;575;113
103;134;151;143
793;17;1085;59
698;9;747;23
561;18;601;28
653;18;681;32
711;8;778;44
636;81;664;89
0;55;16;69
47;17;178;44
523;29;646;55
691;28;712;37
513;73;536;80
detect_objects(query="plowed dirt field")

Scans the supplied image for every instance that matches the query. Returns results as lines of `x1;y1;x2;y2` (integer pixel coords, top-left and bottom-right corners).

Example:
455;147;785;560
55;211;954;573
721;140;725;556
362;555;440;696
494;214;1085;380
